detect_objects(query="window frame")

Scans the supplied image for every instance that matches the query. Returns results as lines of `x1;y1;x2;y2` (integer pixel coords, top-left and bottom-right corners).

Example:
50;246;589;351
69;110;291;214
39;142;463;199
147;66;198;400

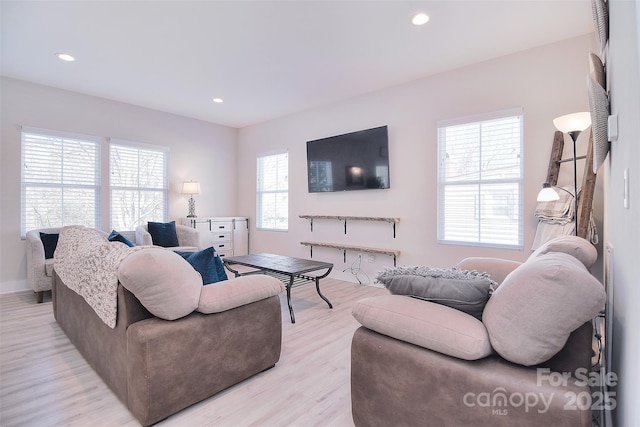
109;138;170;232
436;108;524;249
20;126;101;237
256;150;289;231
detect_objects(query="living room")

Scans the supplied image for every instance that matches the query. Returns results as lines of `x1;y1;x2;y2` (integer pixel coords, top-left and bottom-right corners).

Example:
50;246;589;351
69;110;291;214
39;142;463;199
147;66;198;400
1;1;639;426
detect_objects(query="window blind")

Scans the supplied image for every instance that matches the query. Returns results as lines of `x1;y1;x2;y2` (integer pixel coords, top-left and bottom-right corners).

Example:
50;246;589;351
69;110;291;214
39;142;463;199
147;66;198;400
109;139;168;231
437;109;523;249
21;127;101;236
256;151;288;230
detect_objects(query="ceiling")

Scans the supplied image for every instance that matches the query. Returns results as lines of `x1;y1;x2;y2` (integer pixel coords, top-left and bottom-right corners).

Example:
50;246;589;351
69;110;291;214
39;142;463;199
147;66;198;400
1;1;594;129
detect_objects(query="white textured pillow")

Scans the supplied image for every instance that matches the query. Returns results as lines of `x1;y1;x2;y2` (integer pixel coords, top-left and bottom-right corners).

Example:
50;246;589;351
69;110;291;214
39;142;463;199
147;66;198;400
353;295;493;361
118;248;202;320
483;252;605;366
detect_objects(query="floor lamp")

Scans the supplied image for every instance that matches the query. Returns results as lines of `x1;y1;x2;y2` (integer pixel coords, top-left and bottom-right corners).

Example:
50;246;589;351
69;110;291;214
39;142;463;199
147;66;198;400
551;112;592;236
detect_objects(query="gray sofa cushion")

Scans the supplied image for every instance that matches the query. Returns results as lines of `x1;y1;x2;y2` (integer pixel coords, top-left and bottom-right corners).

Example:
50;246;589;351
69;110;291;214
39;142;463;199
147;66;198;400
483;252;605;366
353;295;493;361
529;235;597;269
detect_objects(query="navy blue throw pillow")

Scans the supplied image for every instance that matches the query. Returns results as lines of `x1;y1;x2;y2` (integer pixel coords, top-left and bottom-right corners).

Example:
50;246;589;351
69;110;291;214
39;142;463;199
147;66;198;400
39;232;59;259
175;247;228;285
108;230;135;247
147;221;179;247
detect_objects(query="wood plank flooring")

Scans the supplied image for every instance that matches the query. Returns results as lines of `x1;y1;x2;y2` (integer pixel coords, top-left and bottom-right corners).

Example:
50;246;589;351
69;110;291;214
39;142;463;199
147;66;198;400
0;279;387;427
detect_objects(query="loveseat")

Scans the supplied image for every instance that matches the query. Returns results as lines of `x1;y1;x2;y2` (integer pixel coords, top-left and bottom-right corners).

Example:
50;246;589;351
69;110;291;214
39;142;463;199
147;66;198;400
135;221;200;251
351;236;605;426
52;225;284;426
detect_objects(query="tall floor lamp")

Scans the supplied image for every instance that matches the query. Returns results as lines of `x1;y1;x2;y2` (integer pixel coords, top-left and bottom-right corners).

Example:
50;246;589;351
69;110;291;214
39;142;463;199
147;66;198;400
550;112;592;236
181;180;201;218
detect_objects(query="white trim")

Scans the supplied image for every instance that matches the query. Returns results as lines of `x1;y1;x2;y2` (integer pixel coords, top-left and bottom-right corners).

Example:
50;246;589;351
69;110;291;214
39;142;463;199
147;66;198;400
437;106;524;129
21;125;102;143
109;137;169;153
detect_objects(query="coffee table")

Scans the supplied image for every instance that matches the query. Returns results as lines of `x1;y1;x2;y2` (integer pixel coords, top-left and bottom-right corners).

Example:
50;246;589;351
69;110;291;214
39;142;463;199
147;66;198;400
223;253;334;323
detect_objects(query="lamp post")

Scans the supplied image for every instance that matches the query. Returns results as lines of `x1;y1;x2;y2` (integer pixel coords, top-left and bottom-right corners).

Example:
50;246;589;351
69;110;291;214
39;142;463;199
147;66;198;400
181;181;201;218
551;112;592;236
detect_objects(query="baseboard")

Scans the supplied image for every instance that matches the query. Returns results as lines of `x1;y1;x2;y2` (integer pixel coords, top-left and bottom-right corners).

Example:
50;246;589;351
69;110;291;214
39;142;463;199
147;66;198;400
0;279;29;294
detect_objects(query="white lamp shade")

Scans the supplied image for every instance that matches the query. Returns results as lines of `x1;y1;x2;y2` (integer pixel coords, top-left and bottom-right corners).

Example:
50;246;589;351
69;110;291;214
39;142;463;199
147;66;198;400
552;112;592;133
181;181;201;195
537;186;560;202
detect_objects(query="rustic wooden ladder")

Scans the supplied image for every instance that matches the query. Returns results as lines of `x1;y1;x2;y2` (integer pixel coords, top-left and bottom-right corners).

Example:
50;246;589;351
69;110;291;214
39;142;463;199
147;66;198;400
544;130;597;239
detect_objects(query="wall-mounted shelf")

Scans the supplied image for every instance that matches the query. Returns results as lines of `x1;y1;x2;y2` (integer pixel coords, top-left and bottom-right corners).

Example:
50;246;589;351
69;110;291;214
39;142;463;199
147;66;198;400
300;241;400;266
299;215;400;238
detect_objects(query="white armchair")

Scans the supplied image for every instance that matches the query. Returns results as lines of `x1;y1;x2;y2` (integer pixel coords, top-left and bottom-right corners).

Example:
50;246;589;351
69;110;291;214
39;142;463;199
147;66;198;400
25;227;62;303
135;223;200;251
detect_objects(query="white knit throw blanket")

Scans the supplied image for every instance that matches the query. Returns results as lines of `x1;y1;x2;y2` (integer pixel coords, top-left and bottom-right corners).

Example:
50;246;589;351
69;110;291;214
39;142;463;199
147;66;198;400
54;226;143;328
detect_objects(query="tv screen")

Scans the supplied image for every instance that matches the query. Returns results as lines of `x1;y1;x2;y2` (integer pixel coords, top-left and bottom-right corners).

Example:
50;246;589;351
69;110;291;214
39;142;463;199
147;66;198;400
306;126;390;193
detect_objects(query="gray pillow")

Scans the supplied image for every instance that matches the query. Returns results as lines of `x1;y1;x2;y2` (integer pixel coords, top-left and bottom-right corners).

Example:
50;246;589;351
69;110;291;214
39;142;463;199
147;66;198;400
375;266;497;320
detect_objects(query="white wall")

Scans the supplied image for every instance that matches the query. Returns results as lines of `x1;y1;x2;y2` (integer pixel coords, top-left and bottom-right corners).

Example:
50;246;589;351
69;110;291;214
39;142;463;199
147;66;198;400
0;77;237;293
606;1;640;425
237;35;598;284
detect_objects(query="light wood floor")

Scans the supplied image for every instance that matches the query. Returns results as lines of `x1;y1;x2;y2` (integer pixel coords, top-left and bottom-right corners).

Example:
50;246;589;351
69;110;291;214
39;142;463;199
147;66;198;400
0;279;387;427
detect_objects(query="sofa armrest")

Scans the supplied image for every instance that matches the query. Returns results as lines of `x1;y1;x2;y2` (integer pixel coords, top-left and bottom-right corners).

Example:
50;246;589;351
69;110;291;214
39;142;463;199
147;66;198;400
197;275;284;314
176;224;201;249
134;225;153;246
456;257;522;285
352;295;493;361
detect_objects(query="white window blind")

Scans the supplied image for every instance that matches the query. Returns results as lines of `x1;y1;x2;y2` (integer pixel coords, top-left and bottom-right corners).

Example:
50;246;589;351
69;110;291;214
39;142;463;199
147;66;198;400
437;109;523;249
21;127;101;237
110;139;168;231
257;151;288;230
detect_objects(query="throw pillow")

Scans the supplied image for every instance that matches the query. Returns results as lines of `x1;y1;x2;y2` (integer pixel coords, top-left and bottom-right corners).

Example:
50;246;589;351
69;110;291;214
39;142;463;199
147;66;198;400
175;247;228;285
147;221;179;248
375;266;496;320
108;230;135;247
39;232;59;259
117;248;202;320
352;295;494;361
482;252;606;366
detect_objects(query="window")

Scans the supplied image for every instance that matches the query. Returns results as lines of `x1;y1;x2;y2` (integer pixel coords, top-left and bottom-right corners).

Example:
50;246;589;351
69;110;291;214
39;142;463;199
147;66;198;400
256;151;288;230
110;139;169;231
21;127;101;236
437;108;523;248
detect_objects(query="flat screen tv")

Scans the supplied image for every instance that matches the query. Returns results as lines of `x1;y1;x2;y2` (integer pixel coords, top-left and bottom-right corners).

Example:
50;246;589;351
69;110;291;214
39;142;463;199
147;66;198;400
306;125;390;193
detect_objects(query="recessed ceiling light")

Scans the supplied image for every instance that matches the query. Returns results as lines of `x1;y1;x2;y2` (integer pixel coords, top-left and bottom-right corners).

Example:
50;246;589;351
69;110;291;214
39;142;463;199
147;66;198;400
56;53;75;62
212;98;224;103
412;13;430;26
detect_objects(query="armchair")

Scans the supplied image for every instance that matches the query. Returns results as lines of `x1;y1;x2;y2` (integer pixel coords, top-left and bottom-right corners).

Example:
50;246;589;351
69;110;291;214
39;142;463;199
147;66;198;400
135;223;200;251
26;227;62;303
351;236;605;426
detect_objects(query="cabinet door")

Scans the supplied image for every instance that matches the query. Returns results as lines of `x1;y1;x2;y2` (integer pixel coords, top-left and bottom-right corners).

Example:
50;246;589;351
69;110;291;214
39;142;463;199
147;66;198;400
233;218;249;255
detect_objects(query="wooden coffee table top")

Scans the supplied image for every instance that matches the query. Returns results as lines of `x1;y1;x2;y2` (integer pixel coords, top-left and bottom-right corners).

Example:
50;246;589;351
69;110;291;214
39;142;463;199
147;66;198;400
223;253;333;276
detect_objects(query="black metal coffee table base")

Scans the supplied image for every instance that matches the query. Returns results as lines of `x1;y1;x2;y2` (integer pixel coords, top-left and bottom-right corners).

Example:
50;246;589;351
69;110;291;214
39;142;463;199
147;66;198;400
223;253;334;323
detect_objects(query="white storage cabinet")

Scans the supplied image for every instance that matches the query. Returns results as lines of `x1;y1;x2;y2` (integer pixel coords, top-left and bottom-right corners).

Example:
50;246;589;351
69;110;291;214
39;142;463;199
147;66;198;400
181;217;249;257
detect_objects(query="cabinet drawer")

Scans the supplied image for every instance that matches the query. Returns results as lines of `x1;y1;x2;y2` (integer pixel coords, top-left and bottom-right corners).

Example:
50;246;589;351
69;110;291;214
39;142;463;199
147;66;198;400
217;250;233;259
210;221;233;232
212;241;232;252
210;232;232;242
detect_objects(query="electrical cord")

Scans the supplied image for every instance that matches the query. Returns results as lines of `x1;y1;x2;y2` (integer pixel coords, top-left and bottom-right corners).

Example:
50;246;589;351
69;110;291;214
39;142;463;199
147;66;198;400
343;254;370;285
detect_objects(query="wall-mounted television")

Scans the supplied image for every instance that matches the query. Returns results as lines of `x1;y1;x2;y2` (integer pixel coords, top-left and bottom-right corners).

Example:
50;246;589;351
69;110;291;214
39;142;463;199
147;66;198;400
306;125;390;193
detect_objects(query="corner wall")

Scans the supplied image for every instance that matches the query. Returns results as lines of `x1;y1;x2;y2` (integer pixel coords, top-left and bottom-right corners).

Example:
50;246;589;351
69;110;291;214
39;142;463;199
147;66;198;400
237;35;598;284
606;1;640;425
0;77;238;293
